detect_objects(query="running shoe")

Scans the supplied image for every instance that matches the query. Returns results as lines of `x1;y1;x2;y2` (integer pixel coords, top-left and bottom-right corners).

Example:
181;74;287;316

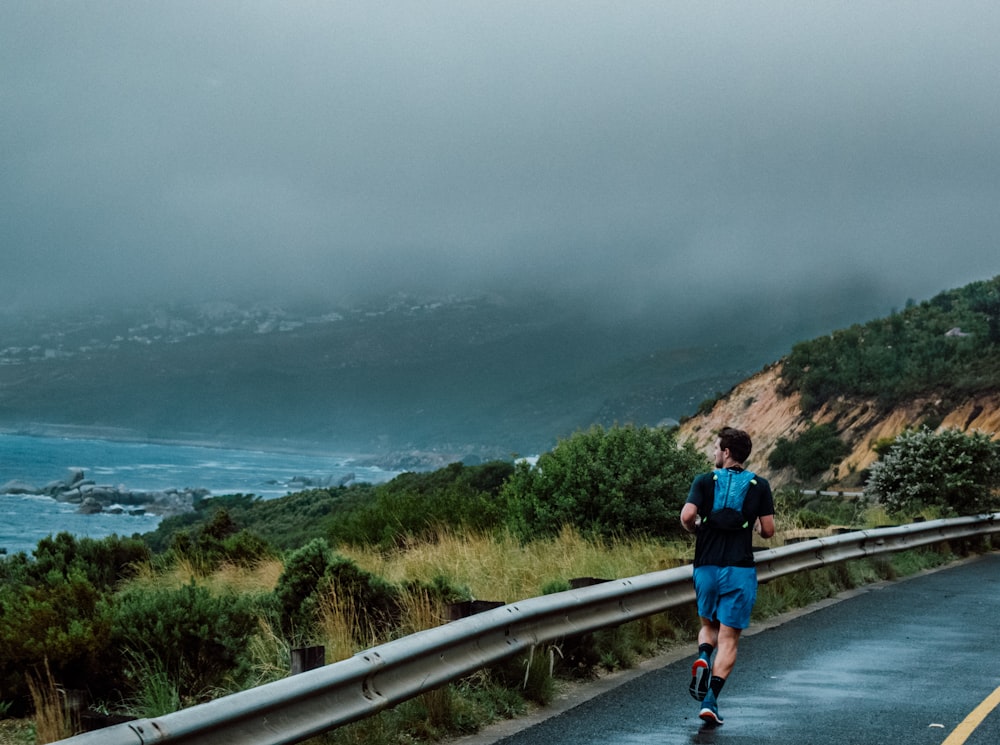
689;657;710;701
699;700;724;726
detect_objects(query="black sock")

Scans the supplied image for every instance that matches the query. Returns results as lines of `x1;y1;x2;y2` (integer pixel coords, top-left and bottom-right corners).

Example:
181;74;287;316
710;676;726;697
698;643;714;658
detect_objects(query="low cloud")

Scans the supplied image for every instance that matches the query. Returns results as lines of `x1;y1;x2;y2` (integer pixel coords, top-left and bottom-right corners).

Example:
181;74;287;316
2;2;999;326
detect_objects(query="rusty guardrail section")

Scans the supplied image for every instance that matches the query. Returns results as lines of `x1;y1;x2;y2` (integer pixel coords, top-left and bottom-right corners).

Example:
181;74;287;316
56;513;1000;745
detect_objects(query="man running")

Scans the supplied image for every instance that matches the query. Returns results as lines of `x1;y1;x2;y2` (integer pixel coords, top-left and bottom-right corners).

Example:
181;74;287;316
680;426;775;726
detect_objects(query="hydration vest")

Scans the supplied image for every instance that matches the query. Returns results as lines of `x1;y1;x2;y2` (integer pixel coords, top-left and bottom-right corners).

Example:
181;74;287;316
704;468;757;531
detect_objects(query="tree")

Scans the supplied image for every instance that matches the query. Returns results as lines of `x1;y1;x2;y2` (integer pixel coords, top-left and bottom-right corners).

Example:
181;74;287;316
501;424;708;540
865;427;1000;517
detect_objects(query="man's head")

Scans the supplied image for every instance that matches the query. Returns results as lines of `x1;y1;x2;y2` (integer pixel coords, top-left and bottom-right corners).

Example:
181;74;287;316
716;426;752;467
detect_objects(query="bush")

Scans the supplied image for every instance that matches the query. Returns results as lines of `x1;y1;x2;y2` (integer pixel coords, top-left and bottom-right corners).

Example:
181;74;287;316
501;424;708;540
0;533;150;711
330;461;514;548
109;580;270;703
865;427;1000;517
0;569;112;710
768;423;851;481
274;539;401;646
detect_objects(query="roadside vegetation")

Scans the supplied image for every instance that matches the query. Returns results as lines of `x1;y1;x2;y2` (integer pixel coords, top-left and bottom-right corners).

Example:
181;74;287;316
2;423;997;744
779;275;1000;413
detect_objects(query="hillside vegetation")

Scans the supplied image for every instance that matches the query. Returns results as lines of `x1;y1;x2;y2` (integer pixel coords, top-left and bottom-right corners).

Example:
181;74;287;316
681;275;1000;488
780;275;1000;412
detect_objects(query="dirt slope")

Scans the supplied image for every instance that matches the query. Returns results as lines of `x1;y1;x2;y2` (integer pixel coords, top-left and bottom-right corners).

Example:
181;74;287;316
676;362;1000;489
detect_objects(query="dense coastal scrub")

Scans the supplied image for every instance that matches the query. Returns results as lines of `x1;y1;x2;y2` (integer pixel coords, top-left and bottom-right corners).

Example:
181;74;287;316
1;423;996;744
779;275;1000;412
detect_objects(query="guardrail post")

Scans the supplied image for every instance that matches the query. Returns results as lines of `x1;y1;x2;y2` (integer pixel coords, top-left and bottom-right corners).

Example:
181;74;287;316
446;600;505;621
291;646;325;675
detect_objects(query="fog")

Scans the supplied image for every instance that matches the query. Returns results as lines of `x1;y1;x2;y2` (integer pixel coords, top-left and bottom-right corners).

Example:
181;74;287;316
3;2;1000;327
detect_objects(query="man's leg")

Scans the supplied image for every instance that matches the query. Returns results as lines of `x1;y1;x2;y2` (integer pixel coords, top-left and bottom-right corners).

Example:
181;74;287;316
698;616;720;649
712;623;742;679
690;617;718;700
699;624;742;725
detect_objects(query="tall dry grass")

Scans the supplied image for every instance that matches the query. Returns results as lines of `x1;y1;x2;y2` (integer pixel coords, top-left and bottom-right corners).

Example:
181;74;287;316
339;526;691;603
26;662;77;744
129;556;284;593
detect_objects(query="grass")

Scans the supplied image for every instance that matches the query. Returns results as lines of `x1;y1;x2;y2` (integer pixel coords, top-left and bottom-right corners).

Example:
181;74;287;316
25;662;76;744
337;526;692;604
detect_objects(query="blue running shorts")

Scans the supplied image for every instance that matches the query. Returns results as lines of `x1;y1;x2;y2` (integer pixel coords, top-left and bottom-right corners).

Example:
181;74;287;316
693;565;758;629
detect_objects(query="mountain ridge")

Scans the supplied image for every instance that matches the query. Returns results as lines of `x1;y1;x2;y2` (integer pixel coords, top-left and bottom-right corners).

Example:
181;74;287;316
0;294;783;465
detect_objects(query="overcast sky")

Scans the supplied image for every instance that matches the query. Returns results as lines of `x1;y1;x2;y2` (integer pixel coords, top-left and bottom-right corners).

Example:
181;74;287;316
3;2;999;326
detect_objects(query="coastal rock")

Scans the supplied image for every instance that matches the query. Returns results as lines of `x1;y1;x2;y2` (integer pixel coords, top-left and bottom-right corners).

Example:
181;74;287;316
79;497;103;515
2;469;202;517
1;480;39;495
56;488;83;503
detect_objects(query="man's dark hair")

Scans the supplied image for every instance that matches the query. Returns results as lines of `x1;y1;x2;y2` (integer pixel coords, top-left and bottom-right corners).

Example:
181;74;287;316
719;426;752;464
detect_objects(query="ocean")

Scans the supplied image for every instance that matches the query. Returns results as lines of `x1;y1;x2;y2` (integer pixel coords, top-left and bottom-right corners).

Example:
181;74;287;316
0;433;400;556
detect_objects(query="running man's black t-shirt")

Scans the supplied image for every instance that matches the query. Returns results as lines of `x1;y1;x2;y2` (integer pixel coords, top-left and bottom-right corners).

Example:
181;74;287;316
686;468;775;568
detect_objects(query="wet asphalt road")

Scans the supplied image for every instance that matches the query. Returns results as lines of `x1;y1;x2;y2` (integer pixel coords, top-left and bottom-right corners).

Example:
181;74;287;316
478;554;1000;745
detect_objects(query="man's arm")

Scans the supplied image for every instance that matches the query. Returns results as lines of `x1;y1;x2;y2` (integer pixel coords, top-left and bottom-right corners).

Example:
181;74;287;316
680;502;700;534
756;514;775;539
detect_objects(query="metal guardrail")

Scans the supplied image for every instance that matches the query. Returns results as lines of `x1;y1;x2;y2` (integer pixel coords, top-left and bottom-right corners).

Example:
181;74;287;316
56;512;1000;745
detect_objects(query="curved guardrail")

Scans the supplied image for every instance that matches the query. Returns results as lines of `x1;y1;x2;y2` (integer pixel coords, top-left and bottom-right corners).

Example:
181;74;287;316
55;513;999;745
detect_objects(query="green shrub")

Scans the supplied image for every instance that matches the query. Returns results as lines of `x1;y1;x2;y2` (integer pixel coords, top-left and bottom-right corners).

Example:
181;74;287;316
501;424;708;541
273;539;402;646
796;510;831;529
273;538;335;643
330;462;514;548
865;427;1000;517
109;580;270;703
0;533;151;711
26;532;150;591
768;423;850;481
0;569;112;709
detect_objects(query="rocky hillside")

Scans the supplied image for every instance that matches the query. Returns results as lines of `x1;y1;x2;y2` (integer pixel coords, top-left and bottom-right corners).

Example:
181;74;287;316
678;362;1000;490
680;275;1000;489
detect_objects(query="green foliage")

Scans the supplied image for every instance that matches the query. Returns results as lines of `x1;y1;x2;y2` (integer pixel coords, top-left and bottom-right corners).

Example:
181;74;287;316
143;464;515;558
0;533;150;709
780;275;1000;411
501;424;708;540
772;487;870;527
273;539;401;645
768;423;851;481
865;427;1000;517
109;580;271;703
21;532;149;591
273;538;335;642
0;568;111;707
167;506;278;572
144;487;375;554
122;652;181;717
329;461;515;548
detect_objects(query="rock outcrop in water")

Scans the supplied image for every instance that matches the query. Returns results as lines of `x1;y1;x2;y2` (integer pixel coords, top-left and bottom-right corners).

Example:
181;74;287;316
1;468;205;517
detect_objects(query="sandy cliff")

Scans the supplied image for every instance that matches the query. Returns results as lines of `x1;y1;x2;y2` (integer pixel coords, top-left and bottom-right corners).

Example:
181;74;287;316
676;362;1000;489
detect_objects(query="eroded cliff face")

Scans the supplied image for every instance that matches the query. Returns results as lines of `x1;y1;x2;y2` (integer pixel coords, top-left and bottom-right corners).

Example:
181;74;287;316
676;362;1000;489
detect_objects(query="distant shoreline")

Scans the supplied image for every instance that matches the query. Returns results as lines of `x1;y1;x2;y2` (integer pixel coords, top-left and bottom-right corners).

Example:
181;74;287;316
0;423;365;460
0;423;461;471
